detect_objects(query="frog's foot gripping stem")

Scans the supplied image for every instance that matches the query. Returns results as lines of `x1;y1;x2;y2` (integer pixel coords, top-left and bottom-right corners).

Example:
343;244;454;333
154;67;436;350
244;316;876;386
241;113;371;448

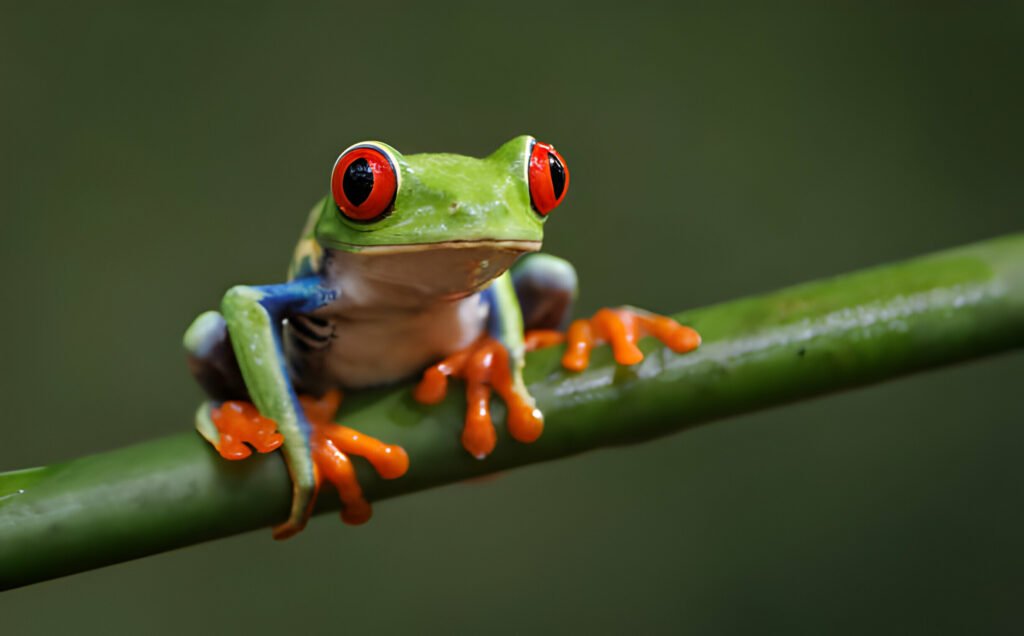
204;401;284;460
198;391;408;536
561;307;701;371
523;329;566;352
414;337;543;459
296;390;409;530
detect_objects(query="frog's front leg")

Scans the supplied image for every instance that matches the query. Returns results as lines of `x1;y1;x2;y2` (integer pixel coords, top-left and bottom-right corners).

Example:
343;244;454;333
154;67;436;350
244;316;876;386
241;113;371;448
186;277;407;538
414;253;701;459
414;271;543;459
413;255;578;458
220;279;332;538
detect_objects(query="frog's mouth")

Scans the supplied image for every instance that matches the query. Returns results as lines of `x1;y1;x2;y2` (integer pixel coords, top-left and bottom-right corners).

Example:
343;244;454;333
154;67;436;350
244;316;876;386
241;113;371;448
327;239;541;255
323;239;542;303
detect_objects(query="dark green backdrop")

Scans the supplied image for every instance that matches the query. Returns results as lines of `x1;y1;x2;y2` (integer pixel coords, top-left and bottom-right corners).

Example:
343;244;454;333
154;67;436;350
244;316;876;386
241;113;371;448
2;3;1023;634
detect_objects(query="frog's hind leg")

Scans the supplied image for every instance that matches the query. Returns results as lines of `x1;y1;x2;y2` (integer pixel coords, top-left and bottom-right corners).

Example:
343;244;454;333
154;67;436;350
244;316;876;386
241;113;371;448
511;253;578;332
184;310;250;403
184;311;281;457
185;311;239;449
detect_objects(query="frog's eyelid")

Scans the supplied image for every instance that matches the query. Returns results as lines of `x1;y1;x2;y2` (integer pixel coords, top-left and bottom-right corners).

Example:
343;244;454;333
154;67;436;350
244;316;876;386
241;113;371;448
333;141;403;194
524;136;536;184
527;141;569;216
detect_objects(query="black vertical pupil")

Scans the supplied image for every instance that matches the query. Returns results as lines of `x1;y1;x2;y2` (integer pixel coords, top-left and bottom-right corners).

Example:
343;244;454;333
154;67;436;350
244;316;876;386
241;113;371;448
343;158;374;206
548;153;566;199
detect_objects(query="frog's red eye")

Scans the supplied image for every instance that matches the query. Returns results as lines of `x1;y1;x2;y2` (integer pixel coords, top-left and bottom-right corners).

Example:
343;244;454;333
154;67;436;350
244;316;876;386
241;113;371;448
331;145;398;222
528;141;569;216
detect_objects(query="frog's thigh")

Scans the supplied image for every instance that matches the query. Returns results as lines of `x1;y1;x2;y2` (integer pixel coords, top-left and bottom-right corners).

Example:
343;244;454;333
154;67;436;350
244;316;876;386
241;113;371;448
184;310;250;402
510;253;578;331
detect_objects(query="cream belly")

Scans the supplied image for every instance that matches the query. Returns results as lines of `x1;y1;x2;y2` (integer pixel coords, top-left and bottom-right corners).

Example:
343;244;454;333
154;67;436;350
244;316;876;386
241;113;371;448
308;294;488;389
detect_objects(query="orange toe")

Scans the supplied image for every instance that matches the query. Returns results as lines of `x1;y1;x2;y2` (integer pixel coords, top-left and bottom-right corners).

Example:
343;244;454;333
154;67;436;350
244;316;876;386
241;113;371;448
562;319;595;371
636;314;702;353
524;329;565;351
322;424;410;480
210;401;284;460
505;399;544;444
413;367;449;404
593;308;644;365
462;382;497;459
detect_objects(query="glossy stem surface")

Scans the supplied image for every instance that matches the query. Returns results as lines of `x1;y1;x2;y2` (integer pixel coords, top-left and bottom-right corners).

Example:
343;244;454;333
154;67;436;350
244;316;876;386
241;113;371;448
3;235;1023;590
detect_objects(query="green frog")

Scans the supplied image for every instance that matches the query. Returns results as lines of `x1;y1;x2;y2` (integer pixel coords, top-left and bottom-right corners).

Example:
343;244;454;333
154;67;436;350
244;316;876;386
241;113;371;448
184;136;701;538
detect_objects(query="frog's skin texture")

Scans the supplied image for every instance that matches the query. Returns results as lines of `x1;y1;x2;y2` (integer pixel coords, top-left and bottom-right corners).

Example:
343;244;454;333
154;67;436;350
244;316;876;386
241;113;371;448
184;136;700;538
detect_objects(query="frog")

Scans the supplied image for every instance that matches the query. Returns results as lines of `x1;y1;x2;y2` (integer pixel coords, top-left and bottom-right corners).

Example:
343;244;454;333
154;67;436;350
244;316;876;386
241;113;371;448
183;136;701;539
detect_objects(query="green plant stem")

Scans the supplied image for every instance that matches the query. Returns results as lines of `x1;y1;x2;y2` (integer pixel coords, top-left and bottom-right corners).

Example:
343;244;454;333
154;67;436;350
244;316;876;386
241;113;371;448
2;235;1024;590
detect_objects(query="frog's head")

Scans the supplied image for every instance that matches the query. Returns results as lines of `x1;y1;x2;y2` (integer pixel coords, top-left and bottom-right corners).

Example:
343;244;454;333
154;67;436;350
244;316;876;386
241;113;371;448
314;135;570;299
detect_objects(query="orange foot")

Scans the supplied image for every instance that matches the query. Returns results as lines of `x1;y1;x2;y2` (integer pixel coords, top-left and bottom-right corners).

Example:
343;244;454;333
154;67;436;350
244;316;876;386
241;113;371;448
209;401;283;460
563;307;700;370
300;390;409;525
414;337;543;459
526;308;701;371
210;390;409;527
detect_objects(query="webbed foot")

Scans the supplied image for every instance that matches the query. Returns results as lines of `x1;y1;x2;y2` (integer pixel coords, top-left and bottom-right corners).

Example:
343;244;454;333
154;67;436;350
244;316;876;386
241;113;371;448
196;391;408;538
562;307;700;371
298;390;409;529
414;337;543;459
208;401;284;460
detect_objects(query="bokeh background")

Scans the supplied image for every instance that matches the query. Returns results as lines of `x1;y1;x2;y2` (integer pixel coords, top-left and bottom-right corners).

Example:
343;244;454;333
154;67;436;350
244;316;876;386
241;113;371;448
2;2;1023;633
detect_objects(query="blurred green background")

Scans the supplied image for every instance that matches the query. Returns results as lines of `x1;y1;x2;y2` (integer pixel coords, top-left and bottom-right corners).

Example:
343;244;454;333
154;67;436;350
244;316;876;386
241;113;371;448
2;2;1023;633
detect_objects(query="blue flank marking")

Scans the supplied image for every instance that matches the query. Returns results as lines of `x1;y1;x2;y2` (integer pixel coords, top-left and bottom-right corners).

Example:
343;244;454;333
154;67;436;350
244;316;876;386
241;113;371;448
481;284;504;340
252;275;337;438
254;276;338;316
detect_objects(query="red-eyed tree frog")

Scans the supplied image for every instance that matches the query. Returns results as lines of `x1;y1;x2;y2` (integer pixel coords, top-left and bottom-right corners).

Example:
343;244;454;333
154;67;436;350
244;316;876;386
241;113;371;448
184;136;701;539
